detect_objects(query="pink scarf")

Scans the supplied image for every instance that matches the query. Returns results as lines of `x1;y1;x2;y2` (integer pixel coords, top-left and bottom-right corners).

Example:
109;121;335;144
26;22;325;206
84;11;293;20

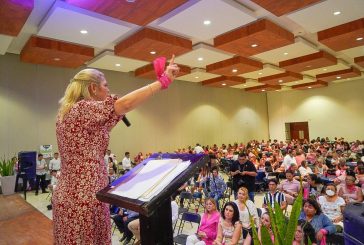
320;228;328;245
153;57;172;89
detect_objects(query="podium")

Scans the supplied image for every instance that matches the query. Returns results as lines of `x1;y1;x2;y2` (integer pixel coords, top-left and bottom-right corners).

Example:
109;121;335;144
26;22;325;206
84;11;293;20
96;153;208;245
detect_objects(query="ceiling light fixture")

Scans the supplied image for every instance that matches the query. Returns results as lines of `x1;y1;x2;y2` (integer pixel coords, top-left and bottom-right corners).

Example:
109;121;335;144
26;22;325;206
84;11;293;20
243;85;247;87
306;65;311;68
261;89;265;92
150;51;156;55
308;86;312;88
283;52;288;55
80;29;88;34
251;44;258;48
232;69;238;73
323;68;327;71
115;63;121;67
278;79;283;83
197;57;203;61
333;11;341;15
126;0;136;2
53;58;60;61
356;37;363;41
258;72;263;75
195;76;199;79
336;76;341;79
222;83;226;86
203;20;211;25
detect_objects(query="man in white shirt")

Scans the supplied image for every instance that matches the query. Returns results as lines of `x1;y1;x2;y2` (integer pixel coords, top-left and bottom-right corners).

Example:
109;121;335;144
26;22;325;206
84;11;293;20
49;152;61;172
122;152;132;171
35;153;48;195
194;143;204;154
281;149;297;171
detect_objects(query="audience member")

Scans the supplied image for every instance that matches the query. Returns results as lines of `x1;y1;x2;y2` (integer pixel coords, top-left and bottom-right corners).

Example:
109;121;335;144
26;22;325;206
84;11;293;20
213;202;242;245
186;198;220;245
299;199;336;244
35;153;48;195
279;170;300;205
318;183;345;226
263;179;287;211
234;187;259;245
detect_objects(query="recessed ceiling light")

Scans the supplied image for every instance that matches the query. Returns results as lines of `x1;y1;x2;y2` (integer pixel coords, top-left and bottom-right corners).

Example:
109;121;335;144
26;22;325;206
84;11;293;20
275;90;280;91
243;85;247;87
295;81;299;84
356;37;363;41
80;29;88;34
251;44;258;48
261;89;265;92
306;65;311;68
53;58;60;61
150;51;156;55
278;79;283;83
232;69;238;73
323;68;327;71
195;76;199;79
333;11;341;15
336;76;341;79
258;72;263;75
203;20;211;25
308;86;312;89
197;57;203;61
126;0;136;2
283;52;288;55
222;83;226;86
115;63;121;67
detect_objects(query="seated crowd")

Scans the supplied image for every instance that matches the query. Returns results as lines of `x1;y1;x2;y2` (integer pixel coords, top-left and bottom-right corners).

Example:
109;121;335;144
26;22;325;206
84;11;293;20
107;137;362;245
16;137;363;244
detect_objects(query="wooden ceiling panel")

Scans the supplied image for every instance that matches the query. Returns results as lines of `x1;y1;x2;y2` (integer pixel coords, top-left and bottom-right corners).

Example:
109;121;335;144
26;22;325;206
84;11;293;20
115;28;192;62
292;80;328;90
135;63;190;80
354;56;364;68
0;0;33;36
20;36;94;68
245;84;281;93
250;0;323;17
202;76;245;88
206;56;263;76
316;67;361;82
64;0;188;26
258;71;303;85
318;18;364;51
214;19;294;56
279;51;337;73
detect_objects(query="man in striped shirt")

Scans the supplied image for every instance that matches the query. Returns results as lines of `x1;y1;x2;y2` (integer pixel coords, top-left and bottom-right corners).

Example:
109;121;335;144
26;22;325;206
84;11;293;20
263;179;287;211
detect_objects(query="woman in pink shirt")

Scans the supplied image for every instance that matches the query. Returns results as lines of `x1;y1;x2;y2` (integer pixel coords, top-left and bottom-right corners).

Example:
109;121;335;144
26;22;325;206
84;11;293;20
187;198;220;245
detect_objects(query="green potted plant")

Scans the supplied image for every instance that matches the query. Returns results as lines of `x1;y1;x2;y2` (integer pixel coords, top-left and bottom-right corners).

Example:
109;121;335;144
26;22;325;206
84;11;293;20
0;157;16;195
250;179;304;245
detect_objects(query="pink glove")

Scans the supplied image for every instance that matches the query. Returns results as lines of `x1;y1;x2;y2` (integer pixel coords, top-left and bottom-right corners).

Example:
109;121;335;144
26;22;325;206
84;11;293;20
153;57;172;89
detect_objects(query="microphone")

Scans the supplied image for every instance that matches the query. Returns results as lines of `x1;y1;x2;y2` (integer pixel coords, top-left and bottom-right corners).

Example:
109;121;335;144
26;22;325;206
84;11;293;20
122;115;131;127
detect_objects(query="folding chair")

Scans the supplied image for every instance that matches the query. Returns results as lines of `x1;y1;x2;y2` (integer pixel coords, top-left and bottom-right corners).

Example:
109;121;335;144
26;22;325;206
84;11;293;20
220;181;232;209
173;212;201;245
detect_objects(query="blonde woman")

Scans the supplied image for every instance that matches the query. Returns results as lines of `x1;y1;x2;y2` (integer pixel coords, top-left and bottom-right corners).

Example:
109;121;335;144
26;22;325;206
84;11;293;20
234;187;260;245
187;198;220;245
53;56;179;245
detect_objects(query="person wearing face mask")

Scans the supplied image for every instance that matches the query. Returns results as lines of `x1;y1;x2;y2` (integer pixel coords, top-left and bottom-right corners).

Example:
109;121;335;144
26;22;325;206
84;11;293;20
318;184;346;227
338;174;364;203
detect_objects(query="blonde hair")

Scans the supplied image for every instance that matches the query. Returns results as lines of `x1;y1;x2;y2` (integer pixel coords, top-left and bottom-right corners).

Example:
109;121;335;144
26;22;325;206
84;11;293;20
238;187;249;201
58;69;105;120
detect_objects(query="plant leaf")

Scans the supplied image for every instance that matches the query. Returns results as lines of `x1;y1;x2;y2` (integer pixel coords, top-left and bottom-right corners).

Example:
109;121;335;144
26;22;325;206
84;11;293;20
261;225;274;245
284;181;303;245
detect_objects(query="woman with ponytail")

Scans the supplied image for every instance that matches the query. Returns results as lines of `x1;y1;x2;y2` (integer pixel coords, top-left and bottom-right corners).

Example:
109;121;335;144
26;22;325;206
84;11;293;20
53;56;179;245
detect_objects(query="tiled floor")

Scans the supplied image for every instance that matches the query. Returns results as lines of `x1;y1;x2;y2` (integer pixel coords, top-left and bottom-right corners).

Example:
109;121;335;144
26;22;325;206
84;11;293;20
22;189;266;244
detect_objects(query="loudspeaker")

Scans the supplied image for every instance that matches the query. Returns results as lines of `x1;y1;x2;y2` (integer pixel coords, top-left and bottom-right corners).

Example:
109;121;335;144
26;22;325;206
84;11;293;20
18;151;37;179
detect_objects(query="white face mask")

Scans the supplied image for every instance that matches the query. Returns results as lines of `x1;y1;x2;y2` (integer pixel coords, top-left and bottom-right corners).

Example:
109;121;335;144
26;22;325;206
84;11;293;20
326;190;335;196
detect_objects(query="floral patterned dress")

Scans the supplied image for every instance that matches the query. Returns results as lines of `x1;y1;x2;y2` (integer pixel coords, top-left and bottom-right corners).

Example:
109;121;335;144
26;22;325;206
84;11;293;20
53;96;121;245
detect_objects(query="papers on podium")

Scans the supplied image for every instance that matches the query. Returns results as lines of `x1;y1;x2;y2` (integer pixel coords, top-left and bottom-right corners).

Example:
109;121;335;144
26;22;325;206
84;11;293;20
109;158;191;202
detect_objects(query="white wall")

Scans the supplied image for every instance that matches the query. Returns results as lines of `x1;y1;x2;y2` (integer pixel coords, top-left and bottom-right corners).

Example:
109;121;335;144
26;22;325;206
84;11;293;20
267;80;364;141
0;54;269;159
